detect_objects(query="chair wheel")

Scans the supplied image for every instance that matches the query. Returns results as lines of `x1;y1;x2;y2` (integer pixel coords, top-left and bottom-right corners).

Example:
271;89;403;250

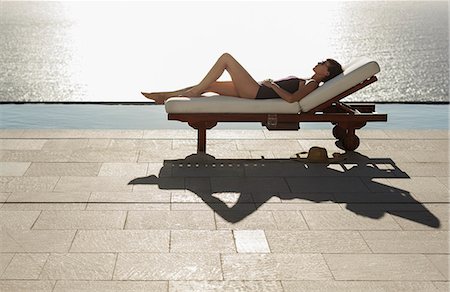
332;125;347;139
343;134;360;151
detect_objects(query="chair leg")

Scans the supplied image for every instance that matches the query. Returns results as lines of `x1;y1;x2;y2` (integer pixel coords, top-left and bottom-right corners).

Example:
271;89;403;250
198;127;206;153
343;129;360;151
337;122;365;151
332;124;347;140
188;121;218;153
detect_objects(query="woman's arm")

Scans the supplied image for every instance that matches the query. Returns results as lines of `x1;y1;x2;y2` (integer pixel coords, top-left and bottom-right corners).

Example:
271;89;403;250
262;80;318;103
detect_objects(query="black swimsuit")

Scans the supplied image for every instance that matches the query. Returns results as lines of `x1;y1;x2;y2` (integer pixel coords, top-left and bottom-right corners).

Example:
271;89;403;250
255;76;302;99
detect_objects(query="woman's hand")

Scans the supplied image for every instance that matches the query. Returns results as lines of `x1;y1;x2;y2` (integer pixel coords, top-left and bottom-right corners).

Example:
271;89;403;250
262;79;275;88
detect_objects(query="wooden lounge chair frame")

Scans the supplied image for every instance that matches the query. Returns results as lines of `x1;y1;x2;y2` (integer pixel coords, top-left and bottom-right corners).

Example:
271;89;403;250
168;76;387;153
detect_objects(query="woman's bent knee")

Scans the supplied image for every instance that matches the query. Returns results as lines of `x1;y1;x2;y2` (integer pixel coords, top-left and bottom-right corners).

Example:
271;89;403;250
220;52;233;62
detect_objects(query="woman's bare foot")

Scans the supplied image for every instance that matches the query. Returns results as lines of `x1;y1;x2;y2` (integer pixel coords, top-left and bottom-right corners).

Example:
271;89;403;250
141;92;168;104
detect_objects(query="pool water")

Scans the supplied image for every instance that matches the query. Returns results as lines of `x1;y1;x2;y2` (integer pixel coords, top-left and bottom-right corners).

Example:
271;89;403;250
0;103;448;130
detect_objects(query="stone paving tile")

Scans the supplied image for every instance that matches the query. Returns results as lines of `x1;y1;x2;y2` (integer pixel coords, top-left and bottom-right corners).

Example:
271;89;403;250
143;129;195;139
108;139;172;151
0;150;73;162
24;163;101;177
433;281;450;292
69;149;139;163
209;150;253;159
169;280;283;291
299;139;368;152
170;162;245;177
173;140;238;151
383;130;448;139
302;210;402;230
70;230;170;252
170;202;256;211
0;211;41;229
33;211;126;230
409;150;449;163
385;177;448;197
271;211;309;230
146;162;166;176
0;254;14;275
138;149;196;162
249;150;275;159
0;162;31;176
1;203;86;211
172;191;251;205
436;176;449;188
0;280;55;291
0;230;76;252
281;280;439;292
426;254;449;280
170;230;235;253
208;130;266;139
222;254;332;280
0;139;47;150
388;211;449;231
54;280;168;291
85;203;170;211
1;176;59;192
125;210;215;230
131;177;184;193
333;191;421;203
265;230;371;253
277;192;336;205
236;140;302;151
41;139;111;150
286;177;369;193
98;163;148;177
40;253;116;280
7;192;91;203
234;230;270;253
397;162;449;177
113;253;222;280
54;176;133;192
211;177;290;194
262;129;330;139
365;140;443;151
324;254;445;280
215;211;279;230
0;130;24;138
1;253;49;279
356;149;417;163
20;130;143;139
257;202;341;211
89;191;170;203
0;193;11;203
360;230;448;253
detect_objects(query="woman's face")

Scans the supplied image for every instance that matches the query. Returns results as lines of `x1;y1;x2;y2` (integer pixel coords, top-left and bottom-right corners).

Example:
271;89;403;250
313;60;330;77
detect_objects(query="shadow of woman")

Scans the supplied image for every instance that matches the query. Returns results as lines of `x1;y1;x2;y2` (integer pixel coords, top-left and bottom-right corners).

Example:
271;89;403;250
129;152;440;228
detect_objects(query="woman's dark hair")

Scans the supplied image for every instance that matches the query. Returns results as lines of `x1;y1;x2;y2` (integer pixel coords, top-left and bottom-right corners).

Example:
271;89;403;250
323;59;343;82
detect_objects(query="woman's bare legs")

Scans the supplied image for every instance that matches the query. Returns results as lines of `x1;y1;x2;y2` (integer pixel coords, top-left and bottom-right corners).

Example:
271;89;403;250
185;53;260;98
142;53;259;104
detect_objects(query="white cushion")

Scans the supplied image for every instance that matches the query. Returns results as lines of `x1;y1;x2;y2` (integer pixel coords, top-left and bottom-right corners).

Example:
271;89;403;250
164;57;380;114
298;57;380;112
165;95;300;114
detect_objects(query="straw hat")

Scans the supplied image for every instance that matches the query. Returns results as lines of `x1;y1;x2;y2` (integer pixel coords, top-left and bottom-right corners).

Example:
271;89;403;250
291;146;345;163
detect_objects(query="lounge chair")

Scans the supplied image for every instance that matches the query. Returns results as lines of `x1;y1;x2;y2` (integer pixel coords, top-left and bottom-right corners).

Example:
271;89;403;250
165;57;387;153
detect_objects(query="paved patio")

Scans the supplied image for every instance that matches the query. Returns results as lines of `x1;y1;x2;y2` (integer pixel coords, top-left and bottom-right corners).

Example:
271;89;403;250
0;129;448;291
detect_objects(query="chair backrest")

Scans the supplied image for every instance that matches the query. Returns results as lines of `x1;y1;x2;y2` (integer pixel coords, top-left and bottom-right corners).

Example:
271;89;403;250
298;57;380;112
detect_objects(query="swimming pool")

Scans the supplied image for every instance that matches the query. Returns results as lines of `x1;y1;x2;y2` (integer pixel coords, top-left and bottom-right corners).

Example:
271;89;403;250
0;103;448;130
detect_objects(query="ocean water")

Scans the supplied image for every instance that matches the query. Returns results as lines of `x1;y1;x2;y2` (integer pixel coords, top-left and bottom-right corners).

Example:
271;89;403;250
0;1;448;103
